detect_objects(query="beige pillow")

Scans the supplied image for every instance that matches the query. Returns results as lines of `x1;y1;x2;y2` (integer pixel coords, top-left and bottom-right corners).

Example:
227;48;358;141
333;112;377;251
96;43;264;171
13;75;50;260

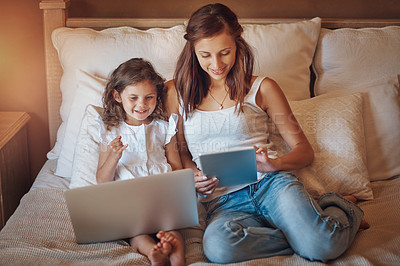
272;93;372;200
313;26;400;180
243;17;321;101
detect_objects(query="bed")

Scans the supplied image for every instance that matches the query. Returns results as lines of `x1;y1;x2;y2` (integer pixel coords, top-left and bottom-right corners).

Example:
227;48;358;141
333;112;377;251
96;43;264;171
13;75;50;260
1;0;400;265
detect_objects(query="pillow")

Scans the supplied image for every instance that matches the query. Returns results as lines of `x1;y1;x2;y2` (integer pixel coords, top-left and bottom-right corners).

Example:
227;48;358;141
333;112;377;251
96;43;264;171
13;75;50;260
314;79;400;181
48;25;186;160
52;19;321;177
272;93;372;200
313;26;400;95
243;17;321;101
69;104;104;188
55;70;106;177
313;26;400;180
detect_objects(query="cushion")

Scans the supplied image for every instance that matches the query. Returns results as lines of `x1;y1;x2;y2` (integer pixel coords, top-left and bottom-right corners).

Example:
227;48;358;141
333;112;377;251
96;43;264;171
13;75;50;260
52;19;321;177
69;104;104;188
313;26;400;95
55;70;106;177
314;79;400;181
313;26;400;180
272;93;373;200
48;25;186;162
243;17;321;101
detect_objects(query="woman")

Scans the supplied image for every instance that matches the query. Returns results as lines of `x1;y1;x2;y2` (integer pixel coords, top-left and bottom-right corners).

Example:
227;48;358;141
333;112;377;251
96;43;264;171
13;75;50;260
165;3;365;264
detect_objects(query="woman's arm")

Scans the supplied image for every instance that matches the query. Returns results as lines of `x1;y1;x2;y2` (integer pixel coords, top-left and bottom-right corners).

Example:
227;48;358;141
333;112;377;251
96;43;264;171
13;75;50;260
255;77;314;172
165;80;219;194
96;136;127;183
164;80;198;171
165;135;183;170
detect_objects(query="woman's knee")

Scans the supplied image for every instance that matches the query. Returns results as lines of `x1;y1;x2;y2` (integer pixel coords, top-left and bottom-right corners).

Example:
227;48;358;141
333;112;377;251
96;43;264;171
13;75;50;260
292;231;349;262
202;222;238;263
203;217;256;263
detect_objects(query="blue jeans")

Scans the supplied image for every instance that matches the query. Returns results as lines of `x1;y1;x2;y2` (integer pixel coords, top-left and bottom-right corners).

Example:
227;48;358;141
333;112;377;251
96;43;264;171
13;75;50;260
202;171;364;264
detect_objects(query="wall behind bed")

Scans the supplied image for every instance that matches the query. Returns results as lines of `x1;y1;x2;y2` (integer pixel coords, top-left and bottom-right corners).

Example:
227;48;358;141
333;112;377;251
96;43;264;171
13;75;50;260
69;0;400;19
0;0;399;182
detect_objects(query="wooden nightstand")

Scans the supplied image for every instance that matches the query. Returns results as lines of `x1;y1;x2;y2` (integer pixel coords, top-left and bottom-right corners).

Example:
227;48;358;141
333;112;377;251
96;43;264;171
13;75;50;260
0;112;31;229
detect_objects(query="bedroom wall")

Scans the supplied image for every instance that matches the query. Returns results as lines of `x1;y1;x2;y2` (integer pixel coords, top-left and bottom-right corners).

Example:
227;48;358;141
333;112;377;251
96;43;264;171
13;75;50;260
69;0;400;19
0;0;398;182
0;0;48;183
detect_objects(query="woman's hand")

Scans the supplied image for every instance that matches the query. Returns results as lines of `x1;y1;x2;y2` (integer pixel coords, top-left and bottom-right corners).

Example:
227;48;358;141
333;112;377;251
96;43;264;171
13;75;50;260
254;146;280;172
193;169;219;195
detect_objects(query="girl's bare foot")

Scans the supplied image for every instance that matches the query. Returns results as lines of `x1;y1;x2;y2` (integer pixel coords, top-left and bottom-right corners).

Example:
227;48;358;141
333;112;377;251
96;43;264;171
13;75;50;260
148;241;172;266
157;231;185;266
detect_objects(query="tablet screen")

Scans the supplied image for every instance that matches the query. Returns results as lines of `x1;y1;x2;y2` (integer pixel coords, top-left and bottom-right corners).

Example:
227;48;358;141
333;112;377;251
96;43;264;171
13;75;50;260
198;147;258;187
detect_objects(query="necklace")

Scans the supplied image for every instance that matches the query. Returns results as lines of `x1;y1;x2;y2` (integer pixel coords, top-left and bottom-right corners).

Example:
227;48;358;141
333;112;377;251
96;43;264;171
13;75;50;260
208;89;229;109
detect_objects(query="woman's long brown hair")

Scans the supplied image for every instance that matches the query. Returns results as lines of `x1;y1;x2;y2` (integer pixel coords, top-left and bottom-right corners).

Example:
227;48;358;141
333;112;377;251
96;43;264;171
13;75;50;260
174;3;254;118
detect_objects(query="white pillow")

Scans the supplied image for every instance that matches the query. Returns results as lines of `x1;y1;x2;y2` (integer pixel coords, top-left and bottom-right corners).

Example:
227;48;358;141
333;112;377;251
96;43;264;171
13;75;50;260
243;17;321;101
313;26;400;95
313;26;400;180
273;93;372;200
69;104;104;188
52;19;321;176
49;25;186;160
55;70;106;177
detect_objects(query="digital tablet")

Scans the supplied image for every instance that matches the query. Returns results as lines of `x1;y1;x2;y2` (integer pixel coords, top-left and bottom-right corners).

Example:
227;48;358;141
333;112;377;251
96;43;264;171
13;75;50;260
198;147;258;187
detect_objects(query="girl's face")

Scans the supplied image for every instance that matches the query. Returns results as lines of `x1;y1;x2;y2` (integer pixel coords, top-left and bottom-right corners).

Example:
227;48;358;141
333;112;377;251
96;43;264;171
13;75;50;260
113;80;157;126
194;30;237;82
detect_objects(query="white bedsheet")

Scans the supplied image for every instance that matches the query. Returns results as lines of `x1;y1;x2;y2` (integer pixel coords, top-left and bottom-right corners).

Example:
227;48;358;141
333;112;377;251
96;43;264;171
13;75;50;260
31;159;70;190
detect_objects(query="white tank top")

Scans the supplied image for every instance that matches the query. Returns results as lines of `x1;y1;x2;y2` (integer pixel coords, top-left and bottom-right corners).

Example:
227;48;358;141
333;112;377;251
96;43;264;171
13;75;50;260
181;76;278;201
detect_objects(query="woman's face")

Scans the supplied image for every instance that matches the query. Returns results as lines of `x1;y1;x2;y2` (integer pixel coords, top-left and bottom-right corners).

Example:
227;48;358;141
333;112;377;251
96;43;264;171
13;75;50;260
194;30;237;82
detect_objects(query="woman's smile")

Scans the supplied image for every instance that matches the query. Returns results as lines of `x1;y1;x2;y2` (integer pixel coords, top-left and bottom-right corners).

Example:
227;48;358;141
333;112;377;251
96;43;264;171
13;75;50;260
210;66;227;75
194;30;236;82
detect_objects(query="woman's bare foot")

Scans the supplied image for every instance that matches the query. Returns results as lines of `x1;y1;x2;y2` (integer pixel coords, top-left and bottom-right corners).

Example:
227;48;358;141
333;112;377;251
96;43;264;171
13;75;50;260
343;195;357;203
157;231;185;266
343;195;370;231
148;241;172;266
358;219;370;231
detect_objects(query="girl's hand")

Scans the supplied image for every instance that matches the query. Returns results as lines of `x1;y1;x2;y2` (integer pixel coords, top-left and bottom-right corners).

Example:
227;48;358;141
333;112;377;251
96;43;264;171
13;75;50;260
109;136;128;160
193;169;219;195
254;145;280;172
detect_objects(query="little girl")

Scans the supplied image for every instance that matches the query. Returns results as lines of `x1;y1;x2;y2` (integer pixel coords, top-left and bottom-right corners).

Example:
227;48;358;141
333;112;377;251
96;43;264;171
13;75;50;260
96;58;184;266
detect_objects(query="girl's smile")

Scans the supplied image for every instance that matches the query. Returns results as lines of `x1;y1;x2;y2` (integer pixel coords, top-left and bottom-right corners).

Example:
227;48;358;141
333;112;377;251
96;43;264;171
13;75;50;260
113;80;158;126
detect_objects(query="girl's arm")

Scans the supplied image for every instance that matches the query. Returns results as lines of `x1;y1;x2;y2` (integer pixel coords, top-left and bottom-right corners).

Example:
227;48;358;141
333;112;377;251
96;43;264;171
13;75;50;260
96;136;127;183
255;77;314;172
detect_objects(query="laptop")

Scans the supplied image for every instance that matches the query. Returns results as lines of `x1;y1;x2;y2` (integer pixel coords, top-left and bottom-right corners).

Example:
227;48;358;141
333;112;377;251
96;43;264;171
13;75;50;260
64;169;198;244
198;147;258;187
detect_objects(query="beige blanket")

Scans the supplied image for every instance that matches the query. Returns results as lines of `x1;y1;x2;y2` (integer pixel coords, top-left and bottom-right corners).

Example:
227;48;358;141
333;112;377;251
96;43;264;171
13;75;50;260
1;177;399;265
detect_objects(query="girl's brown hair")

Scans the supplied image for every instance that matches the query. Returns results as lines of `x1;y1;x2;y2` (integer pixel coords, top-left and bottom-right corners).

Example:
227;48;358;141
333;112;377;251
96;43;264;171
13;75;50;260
174;3;254;117
102;58;167;129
